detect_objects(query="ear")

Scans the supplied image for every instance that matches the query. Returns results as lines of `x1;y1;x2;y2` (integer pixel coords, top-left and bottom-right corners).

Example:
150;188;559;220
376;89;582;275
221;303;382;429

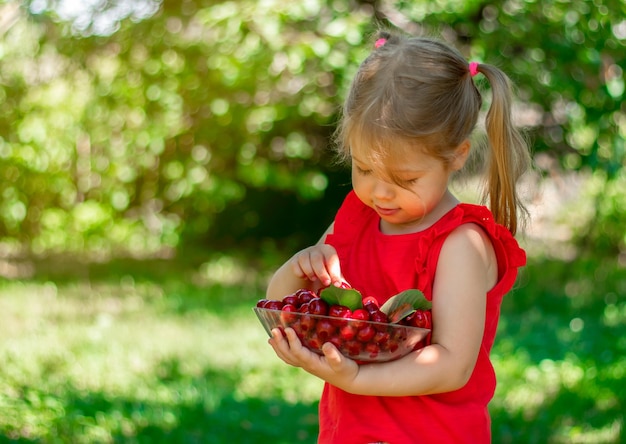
450;139;471;171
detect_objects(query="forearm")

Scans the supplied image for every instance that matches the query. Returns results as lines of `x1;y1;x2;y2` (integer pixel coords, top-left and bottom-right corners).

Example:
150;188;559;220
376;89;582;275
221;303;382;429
266;261;314;300
342;343;475;397
271;321;477;397
266;223;336;300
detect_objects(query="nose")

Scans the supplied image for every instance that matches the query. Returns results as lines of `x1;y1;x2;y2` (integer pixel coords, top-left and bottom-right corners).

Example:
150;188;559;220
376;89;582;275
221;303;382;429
372;178;395;200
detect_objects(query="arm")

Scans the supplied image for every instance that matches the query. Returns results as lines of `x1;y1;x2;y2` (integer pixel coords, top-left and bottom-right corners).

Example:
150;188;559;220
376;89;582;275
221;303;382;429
266;223;344;300
270;223;498;396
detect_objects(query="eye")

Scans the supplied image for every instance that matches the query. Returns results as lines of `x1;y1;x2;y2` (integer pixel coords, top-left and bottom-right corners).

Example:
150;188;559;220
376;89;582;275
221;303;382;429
391;174;420;186
355;166;372;176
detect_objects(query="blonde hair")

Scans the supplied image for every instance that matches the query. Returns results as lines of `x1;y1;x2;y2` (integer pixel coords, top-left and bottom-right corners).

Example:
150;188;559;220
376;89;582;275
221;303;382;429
334;31;531;235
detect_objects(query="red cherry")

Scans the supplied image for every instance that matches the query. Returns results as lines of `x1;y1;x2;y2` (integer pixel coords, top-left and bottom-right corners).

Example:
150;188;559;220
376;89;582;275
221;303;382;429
369;310;389;328
308;298;329;316
328;305;342;317
290;319;304;339
352;309;369;319
264;300;284;311
362;296;380;313
306;332;323;350
409;310;431;329
296;289;317;305
315;319;336;341
391;327;408;341
300;314;316;332
372;330;390;345
344;340;362;356
339;324;356;341
350;308;370;328
369;310;388;322
387;340;400;353
328;305;352;327
328;336;343;349
365;342;380;358
298;302;310;313
282;295;299;307
356;325;376;342
280;304;298;324
256;299;270;308
424;311;432;329
402;311;415;326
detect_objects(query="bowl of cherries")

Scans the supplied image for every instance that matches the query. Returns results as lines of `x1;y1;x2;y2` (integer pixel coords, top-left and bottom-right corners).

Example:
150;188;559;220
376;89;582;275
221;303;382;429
254;284;432;363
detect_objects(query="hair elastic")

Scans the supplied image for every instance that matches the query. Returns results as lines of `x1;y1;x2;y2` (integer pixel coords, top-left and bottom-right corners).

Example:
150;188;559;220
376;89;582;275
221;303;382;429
374;38;387;49
469;61;480;77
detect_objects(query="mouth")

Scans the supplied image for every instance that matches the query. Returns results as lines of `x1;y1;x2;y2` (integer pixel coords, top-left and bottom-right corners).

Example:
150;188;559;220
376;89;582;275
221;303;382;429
375;205;399;217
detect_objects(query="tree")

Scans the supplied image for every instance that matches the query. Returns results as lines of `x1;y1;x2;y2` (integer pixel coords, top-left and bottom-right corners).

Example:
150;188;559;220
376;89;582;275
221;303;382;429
2;0;625;257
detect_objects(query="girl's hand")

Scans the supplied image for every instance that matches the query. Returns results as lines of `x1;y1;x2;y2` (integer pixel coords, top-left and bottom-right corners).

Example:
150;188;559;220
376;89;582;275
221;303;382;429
269;327;359;390
290;244;344;288
265;224;339;300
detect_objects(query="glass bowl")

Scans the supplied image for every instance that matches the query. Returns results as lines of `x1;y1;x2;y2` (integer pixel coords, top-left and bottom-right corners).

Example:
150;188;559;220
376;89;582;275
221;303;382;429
253;307;430;363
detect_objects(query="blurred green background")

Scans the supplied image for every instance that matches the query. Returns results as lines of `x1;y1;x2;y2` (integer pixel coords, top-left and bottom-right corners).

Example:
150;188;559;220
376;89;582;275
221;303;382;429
0;0;624;442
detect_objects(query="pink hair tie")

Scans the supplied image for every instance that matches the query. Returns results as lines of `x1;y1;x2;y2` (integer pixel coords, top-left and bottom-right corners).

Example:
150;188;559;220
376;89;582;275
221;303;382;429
374;38;387;49
469;61;480;77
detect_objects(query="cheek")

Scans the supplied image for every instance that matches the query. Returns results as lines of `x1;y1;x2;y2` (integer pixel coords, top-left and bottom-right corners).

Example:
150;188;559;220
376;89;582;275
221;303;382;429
351;169;364;189
351;171;370;201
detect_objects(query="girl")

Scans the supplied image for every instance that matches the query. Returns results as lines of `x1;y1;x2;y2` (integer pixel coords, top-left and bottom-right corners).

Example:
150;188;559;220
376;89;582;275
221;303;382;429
266;30;531;444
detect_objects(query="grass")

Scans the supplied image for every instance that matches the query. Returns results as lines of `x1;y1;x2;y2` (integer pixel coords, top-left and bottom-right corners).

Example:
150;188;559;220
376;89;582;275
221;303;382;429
0;252;624;443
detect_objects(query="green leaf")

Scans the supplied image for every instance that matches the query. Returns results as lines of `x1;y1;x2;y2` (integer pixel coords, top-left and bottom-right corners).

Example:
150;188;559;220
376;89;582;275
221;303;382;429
386;302;415;323
380;289;431;323
319;286;363;311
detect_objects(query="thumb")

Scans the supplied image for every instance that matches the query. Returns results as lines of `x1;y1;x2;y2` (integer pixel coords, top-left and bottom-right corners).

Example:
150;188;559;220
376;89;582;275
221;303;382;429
321;342;345;369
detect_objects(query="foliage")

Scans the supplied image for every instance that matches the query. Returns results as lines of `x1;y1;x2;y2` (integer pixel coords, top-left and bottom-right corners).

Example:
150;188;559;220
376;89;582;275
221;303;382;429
0;0;370;256
573;169;626;255
0;253;623;443
0;1;624;256
394;0;626;173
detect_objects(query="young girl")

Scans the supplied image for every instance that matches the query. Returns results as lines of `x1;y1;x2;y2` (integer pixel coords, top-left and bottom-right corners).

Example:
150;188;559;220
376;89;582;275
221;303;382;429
265;30;531;444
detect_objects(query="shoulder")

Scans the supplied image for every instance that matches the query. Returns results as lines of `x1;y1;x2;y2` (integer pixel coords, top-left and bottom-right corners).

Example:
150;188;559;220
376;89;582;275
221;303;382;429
455;203;526;269
442;223;495;260
439;223;498;288
433;204;494;252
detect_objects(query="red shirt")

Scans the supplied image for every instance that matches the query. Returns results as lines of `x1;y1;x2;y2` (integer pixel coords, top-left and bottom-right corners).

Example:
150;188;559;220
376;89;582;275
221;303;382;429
320;191;526;444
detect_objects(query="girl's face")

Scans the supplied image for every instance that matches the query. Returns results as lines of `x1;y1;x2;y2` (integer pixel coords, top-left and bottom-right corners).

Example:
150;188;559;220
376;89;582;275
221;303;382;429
351;144;466;234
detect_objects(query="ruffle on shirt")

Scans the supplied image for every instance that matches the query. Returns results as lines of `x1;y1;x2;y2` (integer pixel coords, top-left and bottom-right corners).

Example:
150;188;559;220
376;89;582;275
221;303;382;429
412;203;526;301
462;204;526;267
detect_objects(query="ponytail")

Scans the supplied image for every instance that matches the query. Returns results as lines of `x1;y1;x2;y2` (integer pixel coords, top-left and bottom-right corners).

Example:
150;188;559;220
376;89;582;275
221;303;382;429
476;63;531;235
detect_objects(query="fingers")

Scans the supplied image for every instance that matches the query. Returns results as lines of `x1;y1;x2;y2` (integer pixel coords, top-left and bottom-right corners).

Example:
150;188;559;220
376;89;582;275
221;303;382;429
325;253;343;287
269;328;297;366
269;327;311;367
291;244;343;287
270;329;359;389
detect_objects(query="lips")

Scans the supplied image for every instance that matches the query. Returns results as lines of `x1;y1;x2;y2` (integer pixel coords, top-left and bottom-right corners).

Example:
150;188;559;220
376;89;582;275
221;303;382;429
375;205;399;217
